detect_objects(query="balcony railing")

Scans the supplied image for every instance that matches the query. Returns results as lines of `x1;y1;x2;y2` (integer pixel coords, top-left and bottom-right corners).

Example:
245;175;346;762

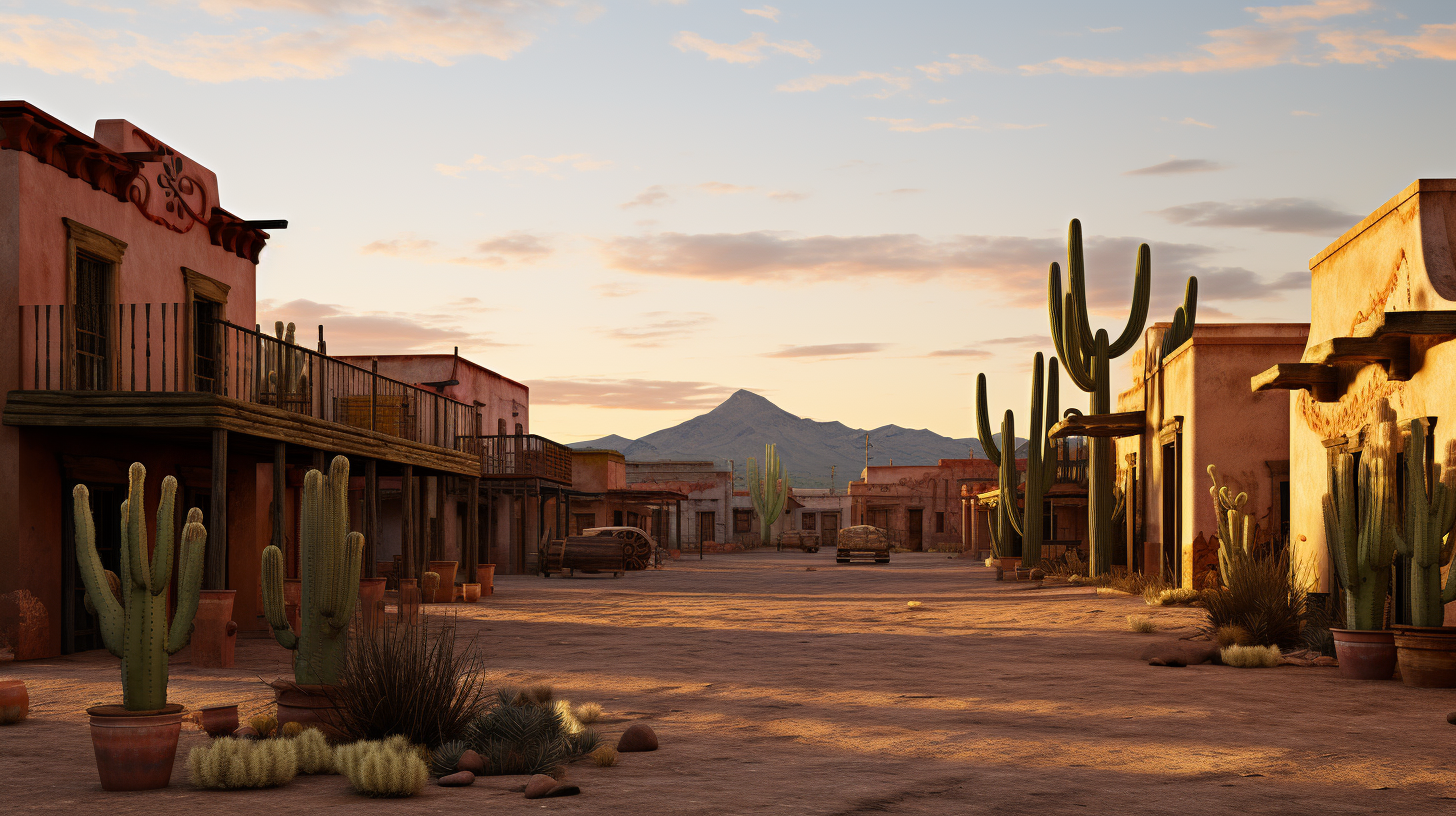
466;433;573;484
20;304;479;453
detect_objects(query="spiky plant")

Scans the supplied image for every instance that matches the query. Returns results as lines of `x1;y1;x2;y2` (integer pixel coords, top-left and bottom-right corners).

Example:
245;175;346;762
1208;464;1255;587
1392;418;1456;627
591;746;618;767
1126;615;1156;633
249;714;278;738
748;444;790;546
466;689;599;776
1220;644;1281;668
428;740;470;777
289;727;334;774
1324;443;1395;630
188;737;299;789
335;738;428;798
975;352;1060;568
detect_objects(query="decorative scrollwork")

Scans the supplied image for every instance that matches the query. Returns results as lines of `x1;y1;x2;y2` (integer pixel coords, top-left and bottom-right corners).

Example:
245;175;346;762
126;128;208;234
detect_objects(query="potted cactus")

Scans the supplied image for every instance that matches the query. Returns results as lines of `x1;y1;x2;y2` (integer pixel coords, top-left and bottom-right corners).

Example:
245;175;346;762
262;456;364;739
74;463;207;790
1391;418;1456;687
1323;445;1399;680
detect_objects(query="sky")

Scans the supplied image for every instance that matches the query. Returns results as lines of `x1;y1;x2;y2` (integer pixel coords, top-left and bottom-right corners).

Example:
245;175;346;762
6;0;1456;442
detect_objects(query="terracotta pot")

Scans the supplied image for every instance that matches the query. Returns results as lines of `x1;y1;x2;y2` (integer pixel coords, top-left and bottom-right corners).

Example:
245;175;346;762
398;579;420;624
428;561;458;603
87;703;185;791
1393;625;1456;687
994;556;1020;580
199;704;239;737
358;578;387;631
462;583;482;603
668;549;682;560
0;679;28;724
477;564;496;596
1330;629;1397;680
270;680;347;742
192;589;238;669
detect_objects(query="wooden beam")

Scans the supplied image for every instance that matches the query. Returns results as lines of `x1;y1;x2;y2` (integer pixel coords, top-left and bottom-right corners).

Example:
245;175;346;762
400;464;414;579
272;441;286;573
1306;335;1411;381
1047;410;1145;440
465;476;480;578
1358;309;1456;339
207;429;228;590
1250;363;1338;402
434;474;446;562
364;458;378;579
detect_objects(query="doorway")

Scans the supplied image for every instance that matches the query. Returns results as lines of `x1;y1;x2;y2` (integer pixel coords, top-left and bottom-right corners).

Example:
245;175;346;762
62;481;124;654
1161;442;1180;586
821;513;840;548
697;511;716;543
907;508;923;551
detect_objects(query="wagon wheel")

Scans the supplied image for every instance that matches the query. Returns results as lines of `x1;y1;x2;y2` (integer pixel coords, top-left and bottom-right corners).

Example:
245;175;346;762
613;529;653;570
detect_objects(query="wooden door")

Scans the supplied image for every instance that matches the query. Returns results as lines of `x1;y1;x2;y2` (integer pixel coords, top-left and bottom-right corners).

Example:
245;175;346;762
821;513;840;548
907;508;923;551
697;511;716;543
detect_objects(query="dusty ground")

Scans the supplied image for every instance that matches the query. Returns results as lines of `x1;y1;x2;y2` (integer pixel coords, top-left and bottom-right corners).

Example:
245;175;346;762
3;551;1456;814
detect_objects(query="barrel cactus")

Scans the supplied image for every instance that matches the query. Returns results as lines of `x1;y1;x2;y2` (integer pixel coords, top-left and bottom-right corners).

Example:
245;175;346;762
73;463;207;711
262;455;364;685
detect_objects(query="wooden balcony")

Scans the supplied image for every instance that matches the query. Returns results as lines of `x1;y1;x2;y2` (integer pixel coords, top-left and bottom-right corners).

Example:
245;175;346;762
466;433;574;485
6;304;480;475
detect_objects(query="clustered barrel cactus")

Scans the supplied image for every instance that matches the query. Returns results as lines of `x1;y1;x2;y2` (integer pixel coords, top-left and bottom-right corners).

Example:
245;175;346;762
262;455;364;686
1393;418;1456;627
1050;218;1197;576
1323;448;1395;631
976;352;1060;567
748;443;790;546
1208;465;1254;586
73;463;207;711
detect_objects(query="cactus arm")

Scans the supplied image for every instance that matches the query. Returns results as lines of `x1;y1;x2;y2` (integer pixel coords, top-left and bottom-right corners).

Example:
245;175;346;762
327;532;366;631
261;545;298;650
125;463;150;593
975;374;1002;466
1040;357;1059;494
73;484;125;658
748;458;763;512
149;476;179;596
1107;242;1152;357
166;517;207;654
1000;412;1025;538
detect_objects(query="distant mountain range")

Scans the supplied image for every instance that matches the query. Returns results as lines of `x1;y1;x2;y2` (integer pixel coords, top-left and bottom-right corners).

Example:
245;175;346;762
569;389;1025;489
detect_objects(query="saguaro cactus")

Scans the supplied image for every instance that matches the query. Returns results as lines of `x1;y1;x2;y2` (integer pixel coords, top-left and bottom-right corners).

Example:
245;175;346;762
1323;451;1396;630
1208;465;1253;586
748;443;790;546
1050;218;1197;576
73;463;207;711
1393;418;1456;627
262;455;364;686
976;353;1060;568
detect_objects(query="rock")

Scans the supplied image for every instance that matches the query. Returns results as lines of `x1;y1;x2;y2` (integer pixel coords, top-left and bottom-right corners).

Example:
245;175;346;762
438;771;475;787
1138;641;1220;667
456;749;485;775
524;774;559;799
1030;569;1046;580
617;723;658;752
544;783;581;798
233;725;258;739
1446;711;1456;725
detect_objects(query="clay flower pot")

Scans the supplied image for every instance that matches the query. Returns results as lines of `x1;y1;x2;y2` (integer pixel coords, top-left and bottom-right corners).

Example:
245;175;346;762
199;703;239;737
87;703;185;791
192;589;238;668
0;679;28;724
993;556;1020;580
462;583;482;603
668;549;682;560
428;561;458;603
1393;625;1456;687
358;578;387;631
477;564;496;596
270;680;347;742
1330;629;1397;680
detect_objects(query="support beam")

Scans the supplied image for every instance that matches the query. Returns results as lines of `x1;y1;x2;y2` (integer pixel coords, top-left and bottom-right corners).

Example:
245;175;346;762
364;458;378;579
207;429;228;589
416;474;429;581
466;477;480;577
312;449;327;472
400;464;414;579
434;474;446;562
271;441;285;571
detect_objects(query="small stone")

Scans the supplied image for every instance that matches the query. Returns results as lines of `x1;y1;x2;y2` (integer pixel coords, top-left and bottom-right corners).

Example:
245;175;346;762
617;723;658;752
524;774;559;799
1446;711;1456;725
456;749;485;775
233;725;258;739
438;771;475;787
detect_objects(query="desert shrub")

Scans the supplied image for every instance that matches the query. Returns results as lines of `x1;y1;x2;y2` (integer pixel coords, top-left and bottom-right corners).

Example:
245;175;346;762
279;721;306;739
1067;575;1086;586
188;737;298;789
1126;615;1156;633
249;714;278;738
1220;644;1282;668
1203;548;1307;649
289;727;334;774
428;740;470;777
572;702;603;725
591;746;618;767
335;736;428;798
336;615;491;748
466;689;601;776
1215;624;1252;647
1157;588;1203;606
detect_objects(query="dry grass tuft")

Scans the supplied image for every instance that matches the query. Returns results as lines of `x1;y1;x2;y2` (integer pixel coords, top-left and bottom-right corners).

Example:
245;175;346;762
1220;644;1281;668
249;714;278;738
1126;615;1156;633
591;746;618;767
573;702;603;725
1215;623;1253;647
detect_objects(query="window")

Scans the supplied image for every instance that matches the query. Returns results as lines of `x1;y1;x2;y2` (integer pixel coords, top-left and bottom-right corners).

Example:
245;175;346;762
801;513;817;531
733;508;753;533
64;219;126;391
935;511;945;534
613;510;623;526
183;269;229;394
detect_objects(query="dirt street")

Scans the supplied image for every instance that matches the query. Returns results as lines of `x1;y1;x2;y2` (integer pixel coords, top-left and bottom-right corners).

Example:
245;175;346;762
2;551;1454;814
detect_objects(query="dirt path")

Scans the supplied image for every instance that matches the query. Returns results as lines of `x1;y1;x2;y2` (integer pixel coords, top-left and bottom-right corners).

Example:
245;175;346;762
3;552;1454;814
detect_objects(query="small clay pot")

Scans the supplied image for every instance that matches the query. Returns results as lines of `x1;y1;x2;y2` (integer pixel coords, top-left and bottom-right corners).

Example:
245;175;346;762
462;583;482;603
199;704;239;737
358;578;387;631
87;703;185;791
1331;628;1397;681
0;679;28;724
270;680;347;742
477;564;496;596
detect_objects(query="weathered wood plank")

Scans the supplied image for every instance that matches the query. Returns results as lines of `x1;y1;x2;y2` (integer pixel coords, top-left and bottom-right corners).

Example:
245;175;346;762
1305;335;1411;381
1250;363;1338;402
1047;410;1145;439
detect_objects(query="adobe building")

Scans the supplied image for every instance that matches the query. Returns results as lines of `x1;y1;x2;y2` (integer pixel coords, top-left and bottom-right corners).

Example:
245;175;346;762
624;461;732;546
1095;322;1309;586
785;488;852;548
1252;179;1456;600
963;442;1087;561
567;450;686;551
851;458;1001;551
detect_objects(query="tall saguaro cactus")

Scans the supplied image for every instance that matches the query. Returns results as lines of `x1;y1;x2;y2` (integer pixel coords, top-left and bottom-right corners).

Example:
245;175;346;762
1393;418;1456;627
262;455;364;686
976;353;1060;568
1050;218;1197;576
73;463;207;711
748;443;790;546
1323;450;1396;630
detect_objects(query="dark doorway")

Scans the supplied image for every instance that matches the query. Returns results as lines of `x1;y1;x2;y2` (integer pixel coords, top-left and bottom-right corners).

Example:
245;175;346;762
1161;442;1180;586
63;481;124;654
907;508;923;551
697;511;716;543
821;513;840;548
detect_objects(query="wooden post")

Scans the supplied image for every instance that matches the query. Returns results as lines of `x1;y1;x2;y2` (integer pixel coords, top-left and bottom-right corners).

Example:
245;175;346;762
365;458;379;579
434;474;446;562
417;474;429;580
466;477;480;577
400;464;414;579
272;441;286;574
312;449;326;472
207;429;228;589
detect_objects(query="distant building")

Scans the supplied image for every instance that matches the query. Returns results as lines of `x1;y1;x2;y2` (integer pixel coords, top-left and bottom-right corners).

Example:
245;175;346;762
850;459;1002;551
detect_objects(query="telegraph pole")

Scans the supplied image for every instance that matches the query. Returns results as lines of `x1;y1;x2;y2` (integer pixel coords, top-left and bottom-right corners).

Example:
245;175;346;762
830;465;836;495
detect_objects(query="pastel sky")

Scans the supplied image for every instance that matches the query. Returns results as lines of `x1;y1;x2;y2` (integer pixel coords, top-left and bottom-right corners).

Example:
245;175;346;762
7;0;1456;442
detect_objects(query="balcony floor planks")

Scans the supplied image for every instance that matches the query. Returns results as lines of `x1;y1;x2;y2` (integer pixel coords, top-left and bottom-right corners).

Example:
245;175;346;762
2;390;478;476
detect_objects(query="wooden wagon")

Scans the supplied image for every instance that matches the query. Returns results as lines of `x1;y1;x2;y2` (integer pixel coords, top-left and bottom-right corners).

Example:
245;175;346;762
778;530;821;552
540;526;656;577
